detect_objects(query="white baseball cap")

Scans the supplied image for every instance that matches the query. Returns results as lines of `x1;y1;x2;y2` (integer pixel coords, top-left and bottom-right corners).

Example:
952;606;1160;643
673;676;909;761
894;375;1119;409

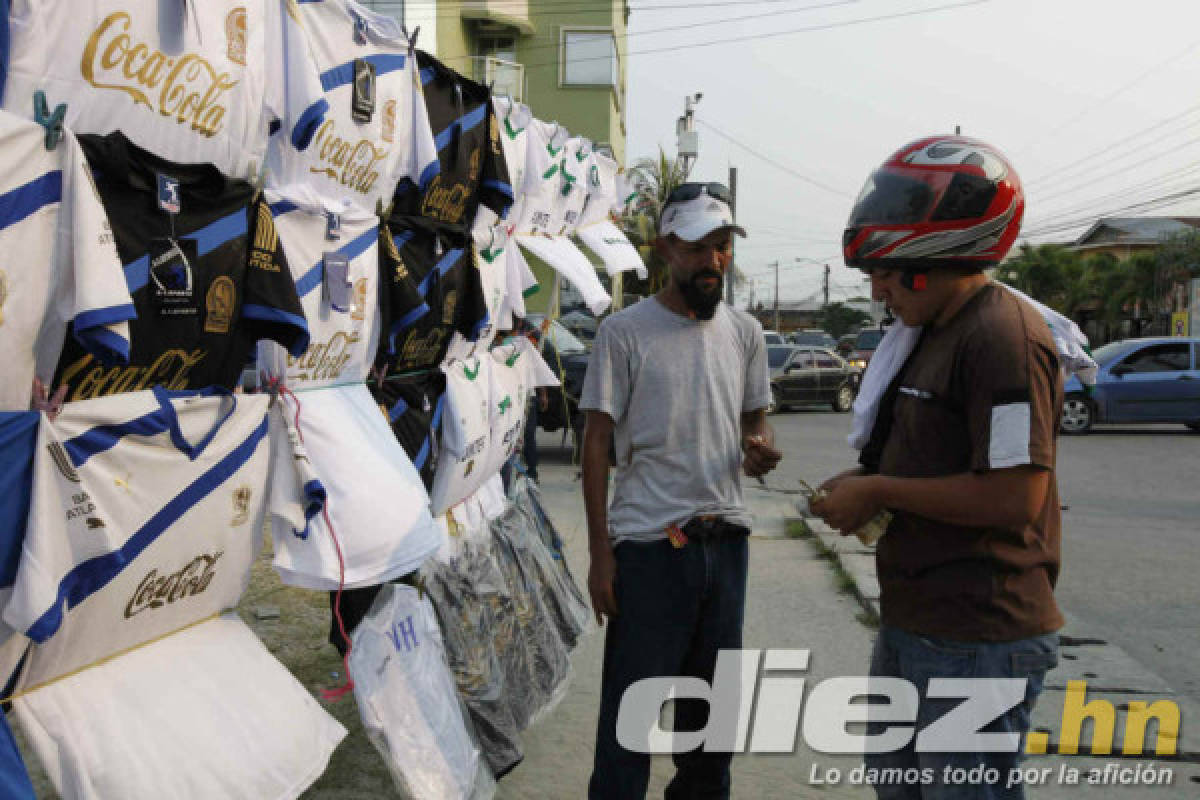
659;183;748;242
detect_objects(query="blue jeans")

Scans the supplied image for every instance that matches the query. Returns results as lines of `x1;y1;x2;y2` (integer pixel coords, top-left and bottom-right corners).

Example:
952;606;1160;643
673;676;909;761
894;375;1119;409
866;626;1059;800
588;531;749;800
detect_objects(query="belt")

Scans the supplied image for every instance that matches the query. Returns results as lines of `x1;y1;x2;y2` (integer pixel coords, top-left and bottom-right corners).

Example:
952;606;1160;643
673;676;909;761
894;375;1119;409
681;516;750;540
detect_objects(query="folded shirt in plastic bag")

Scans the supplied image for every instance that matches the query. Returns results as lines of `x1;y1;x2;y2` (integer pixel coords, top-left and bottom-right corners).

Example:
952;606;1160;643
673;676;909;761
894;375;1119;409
348;584;495;800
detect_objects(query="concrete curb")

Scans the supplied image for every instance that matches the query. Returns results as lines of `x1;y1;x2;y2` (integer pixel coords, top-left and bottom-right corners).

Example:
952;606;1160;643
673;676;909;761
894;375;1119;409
785;501;880;622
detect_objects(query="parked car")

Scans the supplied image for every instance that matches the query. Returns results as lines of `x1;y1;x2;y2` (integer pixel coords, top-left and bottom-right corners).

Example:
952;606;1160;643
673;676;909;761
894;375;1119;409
767;345;860;413
763;330;785;346
847;327;886;370
836;332;857;357
525;314;591;444
1060;337;1200;434
788;329;837;350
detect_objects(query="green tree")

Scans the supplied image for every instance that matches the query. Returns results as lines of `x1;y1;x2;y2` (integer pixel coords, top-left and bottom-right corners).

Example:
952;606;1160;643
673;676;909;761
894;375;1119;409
817;302;872;338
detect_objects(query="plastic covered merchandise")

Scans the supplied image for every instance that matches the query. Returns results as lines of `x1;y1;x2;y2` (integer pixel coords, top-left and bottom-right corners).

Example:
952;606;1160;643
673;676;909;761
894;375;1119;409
349;585;495;800
507;474;594;648
489;508;572;724
420;519;523;777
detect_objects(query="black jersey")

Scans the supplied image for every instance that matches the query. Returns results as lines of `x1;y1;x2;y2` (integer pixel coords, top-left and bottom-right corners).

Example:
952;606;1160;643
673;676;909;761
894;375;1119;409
389;51;512;232
54;133;307;402
370;369;446;490
377;217;487;375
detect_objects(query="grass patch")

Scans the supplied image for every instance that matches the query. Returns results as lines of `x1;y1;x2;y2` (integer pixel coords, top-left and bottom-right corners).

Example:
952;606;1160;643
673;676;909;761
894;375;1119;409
785;519;813;539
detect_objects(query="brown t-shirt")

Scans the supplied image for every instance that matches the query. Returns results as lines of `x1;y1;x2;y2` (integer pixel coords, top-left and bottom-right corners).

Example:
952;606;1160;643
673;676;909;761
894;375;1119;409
866;283;1065;641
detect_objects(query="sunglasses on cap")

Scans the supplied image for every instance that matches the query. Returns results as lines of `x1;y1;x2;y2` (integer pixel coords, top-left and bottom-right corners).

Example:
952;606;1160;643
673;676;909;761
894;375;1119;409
665;182;732;207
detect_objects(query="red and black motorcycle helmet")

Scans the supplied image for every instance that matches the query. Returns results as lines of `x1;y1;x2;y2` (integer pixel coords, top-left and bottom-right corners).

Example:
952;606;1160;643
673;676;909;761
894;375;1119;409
842;135;1024;274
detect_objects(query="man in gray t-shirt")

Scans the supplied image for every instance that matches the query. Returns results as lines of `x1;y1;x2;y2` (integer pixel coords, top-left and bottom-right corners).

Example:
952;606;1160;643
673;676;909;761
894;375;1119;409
580;182;780;799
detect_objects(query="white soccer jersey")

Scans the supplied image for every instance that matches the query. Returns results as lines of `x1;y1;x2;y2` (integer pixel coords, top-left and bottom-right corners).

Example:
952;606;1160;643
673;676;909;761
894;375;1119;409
267;0;439;213
0;112;134;411
349;584;494;800
3;0;326;180
572;147;645;277
559;137;593;235
13;613;346;800
257;192;384;388
502;241;540;321
1;389;313;684
429;355;495;515
577;220;646;279
485;336;558;478
267;383;442;590
576;150;619;229
512;118;572;236
515;233;611;316
493;97;531;229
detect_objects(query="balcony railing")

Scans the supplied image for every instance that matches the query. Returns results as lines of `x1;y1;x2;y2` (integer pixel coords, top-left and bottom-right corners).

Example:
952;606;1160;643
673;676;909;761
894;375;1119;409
470;56;524;103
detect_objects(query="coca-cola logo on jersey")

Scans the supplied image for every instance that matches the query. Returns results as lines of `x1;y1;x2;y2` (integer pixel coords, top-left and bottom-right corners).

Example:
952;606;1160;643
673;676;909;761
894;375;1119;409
81;12;240;138
124;551;223;618
310;120;387;195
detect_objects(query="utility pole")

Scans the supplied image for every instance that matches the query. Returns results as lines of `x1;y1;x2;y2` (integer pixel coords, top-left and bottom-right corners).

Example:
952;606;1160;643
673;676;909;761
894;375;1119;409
726;166;737;305
823;263;831;308
770;260;780;332
676;93;701;178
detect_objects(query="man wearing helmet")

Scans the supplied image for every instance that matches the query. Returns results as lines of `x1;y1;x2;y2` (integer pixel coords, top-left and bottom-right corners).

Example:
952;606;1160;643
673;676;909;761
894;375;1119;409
812;136;1063;799
580;182;781;799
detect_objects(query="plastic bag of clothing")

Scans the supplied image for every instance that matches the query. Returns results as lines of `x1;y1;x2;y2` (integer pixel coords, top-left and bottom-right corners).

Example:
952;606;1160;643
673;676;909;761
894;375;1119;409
420;519;524;778
455;502;539;733
349;584;495;800
508;474;593;648
490;508;572;723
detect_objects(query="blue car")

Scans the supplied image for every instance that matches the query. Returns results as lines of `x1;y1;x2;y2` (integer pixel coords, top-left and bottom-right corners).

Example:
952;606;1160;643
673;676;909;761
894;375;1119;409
1061;337;1200;434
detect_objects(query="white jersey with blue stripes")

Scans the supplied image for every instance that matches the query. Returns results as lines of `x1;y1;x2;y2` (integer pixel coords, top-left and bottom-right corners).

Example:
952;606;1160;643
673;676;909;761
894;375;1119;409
1;389;317;684
0;112;133;411
2;0;326;180
266;0;439;214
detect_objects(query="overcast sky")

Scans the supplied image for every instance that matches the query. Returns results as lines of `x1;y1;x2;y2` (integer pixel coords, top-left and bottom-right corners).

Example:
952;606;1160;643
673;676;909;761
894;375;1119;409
624;0;1200;305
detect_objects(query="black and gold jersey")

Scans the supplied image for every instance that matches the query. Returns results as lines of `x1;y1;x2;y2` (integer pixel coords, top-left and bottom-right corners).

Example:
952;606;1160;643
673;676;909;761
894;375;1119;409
53;133;308;402
370;369;446;490
389;51;512;233
377;217;487;375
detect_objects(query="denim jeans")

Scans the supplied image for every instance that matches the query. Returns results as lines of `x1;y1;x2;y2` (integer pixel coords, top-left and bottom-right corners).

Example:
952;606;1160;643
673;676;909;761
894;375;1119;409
588;531;749;800
865;626;1059;800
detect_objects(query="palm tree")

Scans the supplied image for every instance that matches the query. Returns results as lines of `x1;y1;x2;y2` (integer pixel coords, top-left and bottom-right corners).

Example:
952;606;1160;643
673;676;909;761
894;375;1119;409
618;148;748;295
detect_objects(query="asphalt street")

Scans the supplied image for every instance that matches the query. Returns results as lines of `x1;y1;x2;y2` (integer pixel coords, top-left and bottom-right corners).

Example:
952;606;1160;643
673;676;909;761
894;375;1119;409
761;406;1200;708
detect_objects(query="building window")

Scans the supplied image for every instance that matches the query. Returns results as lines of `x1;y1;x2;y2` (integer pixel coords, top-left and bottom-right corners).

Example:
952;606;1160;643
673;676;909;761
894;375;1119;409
560;28;617;88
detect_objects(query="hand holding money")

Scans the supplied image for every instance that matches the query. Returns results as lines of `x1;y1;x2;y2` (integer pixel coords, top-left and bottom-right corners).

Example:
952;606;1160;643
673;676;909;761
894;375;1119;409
801;478;891;546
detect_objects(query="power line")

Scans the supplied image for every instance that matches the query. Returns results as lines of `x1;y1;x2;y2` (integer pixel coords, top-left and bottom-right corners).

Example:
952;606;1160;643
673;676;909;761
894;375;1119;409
515;0;992;70
696;119;852;198
416;0;861;28
1029;134;1200;207
1026;160;1200;231
1014;35;1200;157
1025;101;1200;188
1022;185;1200;239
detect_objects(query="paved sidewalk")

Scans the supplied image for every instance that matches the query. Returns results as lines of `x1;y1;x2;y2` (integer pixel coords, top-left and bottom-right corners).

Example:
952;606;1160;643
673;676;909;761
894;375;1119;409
792;508;1200;798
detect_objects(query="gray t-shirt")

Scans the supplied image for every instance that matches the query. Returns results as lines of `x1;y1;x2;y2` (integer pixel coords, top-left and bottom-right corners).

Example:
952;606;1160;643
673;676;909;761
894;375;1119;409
580;297;771;542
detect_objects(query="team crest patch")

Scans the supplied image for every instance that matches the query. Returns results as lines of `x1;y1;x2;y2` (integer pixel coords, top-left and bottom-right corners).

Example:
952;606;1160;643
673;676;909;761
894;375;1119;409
382;99;396;143
47;441;81;483
204;276;236;334
226;8;247;66
231;485;252;526
0;269;7;325
351;277;368;321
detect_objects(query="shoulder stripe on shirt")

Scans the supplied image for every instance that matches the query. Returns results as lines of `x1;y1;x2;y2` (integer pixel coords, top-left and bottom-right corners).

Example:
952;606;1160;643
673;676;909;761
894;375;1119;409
434;104;488;152
62;406;175;468
125;210;251;292
25;417;269;643
294;224;379;297
0;171;62;232
319;55;407;92
417;247;465;297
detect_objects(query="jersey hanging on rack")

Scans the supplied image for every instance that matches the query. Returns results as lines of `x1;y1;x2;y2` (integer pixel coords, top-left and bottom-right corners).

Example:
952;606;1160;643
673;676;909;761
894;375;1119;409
492;96;531;232
377;218;486;374
1;389;317;681
389;51;512;233
575;151;646;278
258;192;425;389
558;137;593;235
484;336;559;479
1;0;327;180
267;383;440;590
370;369;446;490
428;354;496;515
267;0;439;213
0;111;134;411
52;132;308;402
